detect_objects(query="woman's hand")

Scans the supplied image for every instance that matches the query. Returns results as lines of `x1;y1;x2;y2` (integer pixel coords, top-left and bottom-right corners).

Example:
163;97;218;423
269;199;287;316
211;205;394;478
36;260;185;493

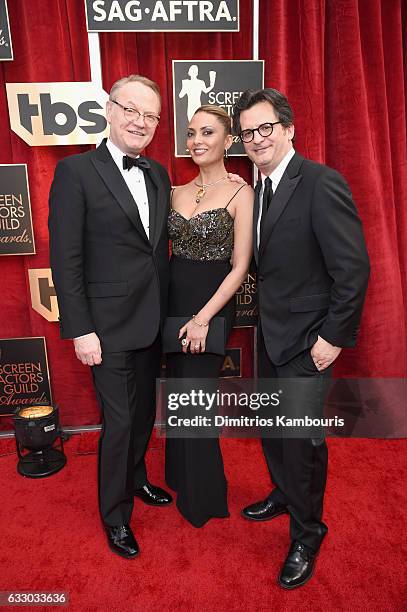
178;320;209;354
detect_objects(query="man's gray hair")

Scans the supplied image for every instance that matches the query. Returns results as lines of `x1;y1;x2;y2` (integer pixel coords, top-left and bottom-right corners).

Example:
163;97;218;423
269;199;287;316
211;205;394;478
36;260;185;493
109;75;161;105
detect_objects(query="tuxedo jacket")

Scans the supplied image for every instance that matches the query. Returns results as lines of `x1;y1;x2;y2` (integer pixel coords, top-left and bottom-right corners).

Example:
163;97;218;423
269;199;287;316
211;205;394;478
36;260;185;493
49;139;171;352
254;152;370;365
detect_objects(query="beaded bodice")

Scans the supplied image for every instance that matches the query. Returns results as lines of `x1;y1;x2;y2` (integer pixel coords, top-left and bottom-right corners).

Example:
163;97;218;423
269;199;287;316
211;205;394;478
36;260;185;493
168;207;234;261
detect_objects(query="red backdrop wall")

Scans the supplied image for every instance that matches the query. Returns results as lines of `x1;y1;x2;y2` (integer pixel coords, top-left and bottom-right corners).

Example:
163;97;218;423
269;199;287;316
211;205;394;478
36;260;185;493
1;0;406;426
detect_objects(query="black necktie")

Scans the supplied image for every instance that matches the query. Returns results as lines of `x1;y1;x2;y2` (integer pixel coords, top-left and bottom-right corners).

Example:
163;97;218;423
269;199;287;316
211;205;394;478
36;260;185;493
259;177;273;245
122;155;151;171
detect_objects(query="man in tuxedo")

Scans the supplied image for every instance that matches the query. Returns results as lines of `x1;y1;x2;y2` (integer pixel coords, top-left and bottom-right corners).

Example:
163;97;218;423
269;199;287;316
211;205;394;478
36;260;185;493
232;89;370;588
49;75;173;559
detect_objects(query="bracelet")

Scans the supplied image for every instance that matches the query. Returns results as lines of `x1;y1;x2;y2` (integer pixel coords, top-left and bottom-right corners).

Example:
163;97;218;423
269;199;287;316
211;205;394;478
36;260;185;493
191;314;208;327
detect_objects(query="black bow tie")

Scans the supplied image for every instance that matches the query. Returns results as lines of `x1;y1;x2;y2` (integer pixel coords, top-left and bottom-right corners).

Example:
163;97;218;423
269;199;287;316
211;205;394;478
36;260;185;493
122;155;150;171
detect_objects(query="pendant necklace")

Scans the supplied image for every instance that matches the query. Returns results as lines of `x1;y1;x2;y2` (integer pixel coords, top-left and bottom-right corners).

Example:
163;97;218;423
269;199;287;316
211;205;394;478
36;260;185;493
194;175;228;204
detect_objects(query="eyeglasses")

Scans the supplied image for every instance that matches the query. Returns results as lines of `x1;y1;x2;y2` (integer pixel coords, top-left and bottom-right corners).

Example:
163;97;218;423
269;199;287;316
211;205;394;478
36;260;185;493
111;100;160;127
239;121;281;143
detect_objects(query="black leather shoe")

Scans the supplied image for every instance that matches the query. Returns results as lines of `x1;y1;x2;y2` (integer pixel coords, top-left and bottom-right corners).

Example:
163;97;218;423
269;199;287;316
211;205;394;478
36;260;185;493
242;495;287;521
105;524;139;559
134;481;173;506
278;541;316;589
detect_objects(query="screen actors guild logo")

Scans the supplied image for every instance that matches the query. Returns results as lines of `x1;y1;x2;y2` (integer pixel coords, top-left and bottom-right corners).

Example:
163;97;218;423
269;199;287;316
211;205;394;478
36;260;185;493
0;337;52;415
0;165;35;256
235;266;258;326
173;60;264;157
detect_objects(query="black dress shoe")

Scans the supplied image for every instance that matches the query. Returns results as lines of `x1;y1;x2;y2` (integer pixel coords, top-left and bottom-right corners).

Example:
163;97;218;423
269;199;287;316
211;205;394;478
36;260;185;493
134;481;173;506
105;524;139;559
242;495;287;521
278;541;316;589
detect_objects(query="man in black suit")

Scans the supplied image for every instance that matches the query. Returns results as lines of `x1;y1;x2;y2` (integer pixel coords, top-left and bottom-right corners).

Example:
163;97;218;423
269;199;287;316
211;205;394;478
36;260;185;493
233;89;370;588
49;75;173;559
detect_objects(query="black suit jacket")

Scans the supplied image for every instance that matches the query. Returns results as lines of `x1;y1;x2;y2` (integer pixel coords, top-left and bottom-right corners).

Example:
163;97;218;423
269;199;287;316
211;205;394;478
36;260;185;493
255;152;370;365
48;139;171;352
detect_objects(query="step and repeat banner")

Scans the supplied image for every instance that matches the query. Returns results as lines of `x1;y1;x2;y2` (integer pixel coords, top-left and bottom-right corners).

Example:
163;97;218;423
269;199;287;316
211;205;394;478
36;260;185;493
1;0;405;433
1;0;259;422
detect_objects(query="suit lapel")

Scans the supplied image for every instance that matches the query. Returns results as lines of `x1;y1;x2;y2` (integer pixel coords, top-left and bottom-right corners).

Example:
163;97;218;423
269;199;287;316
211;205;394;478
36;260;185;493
144;169;157;243
259;153;304;257
253;177;262;265
91;140;150;244
147;161;168;250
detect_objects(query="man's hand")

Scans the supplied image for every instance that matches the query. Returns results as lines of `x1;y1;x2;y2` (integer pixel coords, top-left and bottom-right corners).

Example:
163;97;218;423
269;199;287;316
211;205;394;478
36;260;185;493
73;332;102;366
310;335;341;371
227;172;247;184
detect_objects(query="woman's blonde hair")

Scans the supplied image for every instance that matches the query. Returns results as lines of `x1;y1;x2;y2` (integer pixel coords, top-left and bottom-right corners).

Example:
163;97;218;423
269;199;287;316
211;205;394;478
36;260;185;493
192;104;231;135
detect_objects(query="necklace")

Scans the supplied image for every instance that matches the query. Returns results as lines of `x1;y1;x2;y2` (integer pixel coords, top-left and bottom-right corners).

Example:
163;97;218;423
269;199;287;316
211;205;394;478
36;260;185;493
194;174;228;203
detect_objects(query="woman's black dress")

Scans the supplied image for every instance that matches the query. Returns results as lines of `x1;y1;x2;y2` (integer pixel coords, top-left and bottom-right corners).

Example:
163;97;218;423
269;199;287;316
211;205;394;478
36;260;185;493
165;199;237;527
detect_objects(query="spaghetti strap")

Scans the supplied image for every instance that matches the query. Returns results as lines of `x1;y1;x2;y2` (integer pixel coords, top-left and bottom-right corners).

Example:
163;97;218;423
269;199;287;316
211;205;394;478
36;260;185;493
170;187;176;208
225;183;247;208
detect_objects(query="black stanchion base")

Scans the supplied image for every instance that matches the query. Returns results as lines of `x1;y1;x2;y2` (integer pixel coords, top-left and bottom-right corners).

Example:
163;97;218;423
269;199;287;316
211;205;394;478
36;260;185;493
17;448;67;478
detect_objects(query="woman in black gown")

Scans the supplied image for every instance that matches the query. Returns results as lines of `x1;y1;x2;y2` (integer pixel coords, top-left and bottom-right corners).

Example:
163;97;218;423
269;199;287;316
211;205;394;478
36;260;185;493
165;105;253;527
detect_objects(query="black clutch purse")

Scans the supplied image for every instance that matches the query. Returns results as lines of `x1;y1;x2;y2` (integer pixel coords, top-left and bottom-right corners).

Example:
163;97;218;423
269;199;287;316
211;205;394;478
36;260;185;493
162;316;227;355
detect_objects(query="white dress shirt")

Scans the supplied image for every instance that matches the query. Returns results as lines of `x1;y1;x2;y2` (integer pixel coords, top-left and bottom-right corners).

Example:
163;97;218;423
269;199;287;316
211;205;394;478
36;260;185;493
106;138;150;238
257;147;296;247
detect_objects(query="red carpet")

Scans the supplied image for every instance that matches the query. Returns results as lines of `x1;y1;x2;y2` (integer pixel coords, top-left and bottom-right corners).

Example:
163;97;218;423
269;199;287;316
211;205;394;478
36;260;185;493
0;434;406;612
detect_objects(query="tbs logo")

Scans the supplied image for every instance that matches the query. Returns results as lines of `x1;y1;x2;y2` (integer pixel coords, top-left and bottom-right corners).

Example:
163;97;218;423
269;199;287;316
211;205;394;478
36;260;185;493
6;82;109;146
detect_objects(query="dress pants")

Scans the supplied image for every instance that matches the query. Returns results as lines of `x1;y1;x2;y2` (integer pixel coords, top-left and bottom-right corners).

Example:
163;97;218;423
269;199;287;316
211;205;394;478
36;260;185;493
259;327;332;553
92;334;161;526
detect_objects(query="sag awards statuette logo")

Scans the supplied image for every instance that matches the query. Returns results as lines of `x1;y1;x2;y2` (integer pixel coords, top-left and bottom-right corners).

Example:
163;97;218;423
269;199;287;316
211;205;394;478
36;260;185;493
173;60;264;157
0;165;35;256
0;337;52;416
28;269;59;323
85;0;239;32
6;82;109;146
0;0;13;61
